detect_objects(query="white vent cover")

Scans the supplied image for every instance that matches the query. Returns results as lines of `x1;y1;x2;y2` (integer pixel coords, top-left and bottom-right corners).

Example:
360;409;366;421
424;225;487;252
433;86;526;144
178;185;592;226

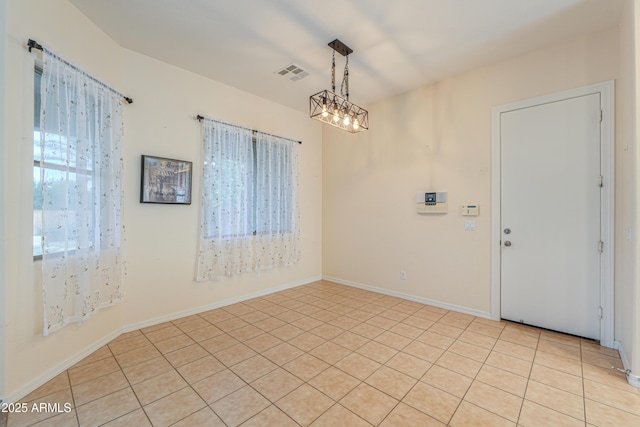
275;64;309;81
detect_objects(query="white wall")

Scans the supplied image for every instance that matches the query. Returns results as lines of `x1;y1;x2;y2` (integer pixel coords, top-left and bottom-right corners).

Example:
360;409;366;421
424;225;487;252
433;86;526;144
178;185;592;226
323;27;620;314
2;0;322;401
120;50;323;328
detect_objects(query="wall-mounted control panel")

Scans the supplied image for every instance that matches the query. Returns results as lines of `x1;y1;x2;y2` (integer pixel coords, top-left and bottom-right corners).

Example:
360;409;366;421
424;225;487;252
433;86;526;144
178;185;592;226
417;192;447;214
460;204;479;216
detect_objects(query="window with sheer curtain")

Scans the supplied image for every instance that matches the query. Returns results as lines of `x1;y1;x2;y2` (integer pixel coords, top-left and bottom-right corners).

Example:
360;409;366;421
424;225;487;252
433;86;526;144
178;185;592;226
37;47;126;335
196;119;300;280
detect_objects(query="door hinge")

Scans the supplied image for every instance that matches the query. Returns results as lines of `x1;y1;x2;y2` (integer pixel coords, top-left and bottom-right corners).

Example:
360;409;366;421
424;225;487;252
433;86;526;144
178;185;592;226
599;175;603;187
598;306;603;319
598;241;604;253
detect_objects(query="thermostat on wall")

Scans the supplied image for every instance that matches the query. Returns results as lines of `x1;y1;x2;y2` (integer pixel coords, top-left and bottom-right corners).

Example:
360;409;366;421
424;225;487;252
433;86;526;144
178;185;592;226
460;204;479;216
417;192;447;214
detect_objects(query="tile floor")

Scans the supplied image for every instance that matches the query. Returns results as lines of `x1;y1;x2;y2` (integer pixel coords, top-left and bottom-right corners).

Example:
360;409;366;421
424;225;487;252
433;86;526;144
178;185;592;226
6;280;640;426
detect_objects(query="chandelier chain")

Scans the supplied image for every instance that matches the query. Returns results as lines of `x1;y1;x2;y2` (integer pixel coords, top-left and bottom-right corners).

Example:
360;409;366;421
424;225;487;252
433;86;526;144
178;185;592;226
331;50;336;93
341;55;349;101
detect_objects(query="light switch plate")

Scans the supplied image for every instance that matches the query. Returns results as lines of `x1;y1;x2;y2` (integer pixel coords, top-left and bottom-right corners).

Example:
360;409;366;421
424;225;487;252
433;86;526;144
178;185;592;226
464;220;476;231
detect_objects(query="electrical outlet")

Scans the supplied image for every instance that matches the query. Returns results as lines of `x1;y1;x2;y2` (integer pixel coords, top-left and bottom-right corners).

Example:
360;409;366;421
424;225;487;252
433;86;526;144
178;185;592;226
400;271;407;280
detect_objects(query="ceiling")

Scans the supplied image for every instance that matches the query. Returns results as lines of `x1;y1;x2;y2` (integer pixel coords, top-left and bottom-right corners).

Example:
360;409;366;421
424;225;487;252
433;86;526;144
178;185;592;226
69;0;624;113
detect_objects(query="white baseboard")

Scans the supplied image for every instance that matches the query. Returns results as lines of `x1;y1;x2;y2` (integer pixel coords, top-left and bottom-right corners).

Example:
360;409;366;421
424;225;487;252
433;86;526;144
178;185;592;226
614;340;640;389
4;328;121;404
2;275;322;404
322;275;492;320
123;276;321;333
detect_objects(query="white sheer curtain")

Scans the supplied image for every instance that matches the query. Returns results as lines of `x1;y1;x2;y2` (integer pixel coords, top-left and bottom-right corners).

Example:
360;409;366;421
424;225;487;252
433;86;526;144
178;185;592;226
39;47;125;336
196;119;299;280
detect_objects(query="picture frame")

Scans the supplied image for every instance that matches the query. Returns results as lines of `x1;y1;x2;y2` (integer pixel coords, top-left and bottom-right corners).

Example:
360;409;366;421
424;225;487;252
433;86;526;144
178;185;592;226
140;155;193;204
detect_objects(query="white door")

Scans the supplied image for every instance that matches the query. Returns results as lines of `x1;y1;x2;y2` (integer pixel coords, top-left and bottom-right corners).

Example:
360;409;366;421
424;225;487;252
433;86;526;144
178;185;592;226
500;93;601;340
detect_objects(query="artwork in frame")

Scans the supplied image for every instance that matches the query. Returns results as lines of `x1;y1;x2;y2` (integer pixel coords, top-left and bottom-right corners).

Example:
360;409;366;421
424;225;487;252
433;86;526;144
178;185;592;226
140;155;193;204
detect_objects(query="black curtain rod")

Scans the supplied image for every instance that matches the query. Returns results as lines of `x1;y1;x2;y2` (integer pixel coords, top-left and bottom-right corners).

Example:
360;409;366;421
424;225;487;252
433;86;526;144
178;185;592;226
197;115;302;144
28;39;133;104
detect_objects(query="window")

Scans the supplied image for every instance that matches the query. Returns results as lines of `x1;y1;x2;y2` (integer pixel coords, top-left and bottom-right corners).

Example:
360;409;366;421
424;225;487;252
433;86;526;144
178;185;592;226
196;119;300;280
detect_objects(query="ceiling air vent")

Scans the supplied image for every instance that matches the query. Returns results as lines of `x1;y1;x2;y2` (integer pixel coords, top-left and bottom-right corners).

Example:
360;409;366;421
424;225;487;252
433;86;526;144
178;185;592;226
275;64;309;81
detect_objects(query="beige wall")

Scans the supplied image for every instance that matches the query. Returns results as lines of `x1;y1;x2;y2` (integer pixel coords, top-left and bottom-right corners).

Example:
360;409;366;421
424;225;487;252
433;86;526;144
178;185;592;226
2;0;322;401
0;0;7;400
323;28;620;313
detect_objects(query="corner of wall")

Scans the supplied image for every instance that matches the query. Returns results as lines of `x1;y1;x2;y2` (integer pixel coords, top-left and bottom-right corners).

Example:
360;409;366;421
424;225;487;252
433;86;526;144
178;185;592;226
0;0;8;403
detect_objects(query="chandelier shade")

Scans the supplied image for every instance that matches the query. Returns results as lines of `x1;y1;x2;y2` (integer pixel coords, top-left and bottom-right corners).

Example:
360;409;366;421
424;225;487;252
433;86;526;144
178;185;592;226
309;89;369;133
310;39;368;133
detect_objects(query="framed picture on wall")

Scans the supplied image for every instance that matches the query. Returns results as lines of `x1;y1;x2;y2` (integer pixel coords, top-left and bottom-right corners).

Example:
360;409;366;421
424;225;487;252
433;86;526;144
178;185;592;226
140;155;193;204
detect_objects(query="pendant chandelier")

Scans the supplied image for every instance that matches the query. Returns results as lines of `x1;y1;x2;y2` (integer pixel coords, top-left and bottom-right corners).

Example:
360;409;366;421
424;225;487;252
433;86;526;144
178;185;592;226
309;39;369;133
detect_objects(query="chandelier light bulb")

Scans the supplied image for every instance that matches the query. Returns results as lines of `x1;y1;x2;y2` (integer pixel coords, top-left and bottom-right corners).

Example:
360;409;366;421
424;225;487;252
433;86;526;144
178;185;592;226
333;112;340;122
353;120;359;130
343;115;350;125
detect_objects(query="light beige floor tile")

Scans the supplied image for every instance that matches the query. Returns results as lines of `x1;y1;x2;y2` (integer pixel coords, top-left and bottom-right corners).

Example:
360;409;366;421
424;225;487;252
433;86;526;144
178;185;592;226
466;322;504;339
177;355;225;384
102;408;151;427
108;334;151;355
171;407;225;427
164;344;208;368
214;343;257;367
525;380;584;420
334;353;381;381
435;351;482;378
581;363;638;393
113;345;162;369
186;325;224;342
76;387;140;427
308;367;361;401
403;341;445;363
529;363;583;396
277;309;307;323
155;334;196;354
191;369;245;404
537;339;582;360
365;365;417;400
428;323;464;339
261;338;304;362
73;346;113;368
230;354;278;383
402;315;435;330
122;356;173;385
373;331;412;350
355;340;398;364
310;323;344;340
365;315;398;330
289;332;327;351
449;401;515;427
242;405;299;427
448;340;491;362
291;316;324;331
519;400;584;427
199;333;240;354
310;404;371;427
402;382;460;424
8;389;75;427
244;333;284;352
29;410;79;427
585;398;640;427
144;325;184;343
438;312;474;329
493;340;535;362
310;341;352;365
251;368;303;402
584;378;640;416
340;383;398;425
497;329;539;348
475;364;527;397
332;331;369;351
534;350;582;377
421;365;472;398
270;324;305;341
540;330;581;347
388;323;423;339
174;317;211;333
71;370;129;406
215;317;250;332
67;356;120;386
380;402;444;427
458;330;498;350
350;323;384;339
310;309;340;323
131;370;188;405
582;349;624;370
485;351;532;378
21;372;70;402
284;353;330;382
463;381;523;422
581;340;620;357
143;386;206;427
277;384;334;426
385;352;432;379
210;385;270;426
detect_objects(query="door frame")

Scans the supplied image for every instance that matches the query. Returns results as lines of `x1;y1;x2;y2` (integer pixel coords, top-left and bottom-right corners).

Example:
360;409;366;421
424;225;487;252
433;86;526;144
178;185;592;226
490;81;615;347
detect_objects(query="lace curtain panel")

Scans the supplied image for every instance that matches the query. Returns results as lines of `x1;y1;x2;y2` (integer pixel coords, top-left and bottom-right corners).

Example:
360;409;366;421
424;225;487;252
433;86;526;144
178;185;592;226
197;119;300;280
39;47;126;336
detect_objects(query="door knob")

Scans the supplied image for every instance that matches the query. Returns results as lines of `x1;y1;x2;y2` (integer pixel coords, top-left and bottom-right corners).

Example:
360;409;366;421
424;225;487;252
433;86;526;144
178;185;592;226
504;241;512;247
